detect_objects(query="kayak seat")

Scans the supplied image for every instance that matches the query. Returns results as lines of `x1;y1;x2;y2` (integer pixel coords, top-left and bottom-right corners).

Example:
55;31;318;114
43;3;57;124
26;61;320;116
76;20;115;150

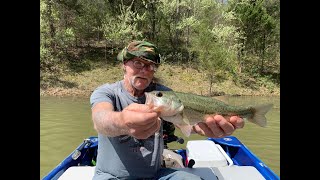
57;166;95;180
57;165;265;180
57;166;218;180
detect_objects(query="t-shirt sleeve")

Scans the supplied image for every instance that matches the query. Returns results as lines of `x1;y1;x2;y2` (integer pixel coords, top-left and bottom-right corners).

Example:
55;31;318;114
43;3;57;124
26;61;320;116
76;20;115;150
90;84;115;108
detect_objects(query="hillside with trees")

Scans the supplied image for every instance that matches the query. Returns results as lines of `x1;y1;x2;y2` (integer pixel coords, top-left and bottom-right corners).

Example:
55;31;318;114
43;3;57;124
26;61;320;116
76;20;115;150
40;0;280;96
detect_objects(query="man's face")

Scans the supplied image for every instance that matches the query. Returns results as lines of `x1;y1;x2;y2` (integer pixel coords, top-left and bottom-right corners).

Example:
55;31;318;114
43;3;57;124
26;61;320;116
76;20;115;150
123;58;158;90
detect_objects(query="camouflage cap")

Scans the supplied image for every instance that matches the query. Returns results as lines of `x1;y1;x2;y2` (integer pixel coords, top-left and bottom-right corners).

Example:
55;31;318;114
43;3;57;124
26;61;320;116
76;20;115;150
117;40;161;64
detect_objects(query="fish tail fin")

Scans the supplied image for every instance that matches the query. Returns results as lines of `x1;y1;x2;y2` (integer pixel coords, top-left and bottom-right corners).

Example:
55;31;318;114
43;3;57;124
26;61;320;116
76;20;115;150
249;103;273;127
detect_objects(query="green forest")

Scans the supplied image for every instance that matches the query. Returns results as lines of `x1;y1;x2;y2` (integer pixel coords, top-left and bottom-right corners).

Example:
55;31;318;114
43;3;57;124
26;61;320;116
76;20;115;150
40;0;280;96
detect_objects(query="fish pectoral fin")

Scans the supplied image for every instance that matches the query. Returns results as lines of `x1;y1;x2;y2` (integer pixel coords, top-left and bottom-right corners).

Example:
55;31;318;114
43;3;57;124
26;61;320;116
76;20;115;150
162;112;193;137
176;112;193;137
175;123;193;137
163;114;183;124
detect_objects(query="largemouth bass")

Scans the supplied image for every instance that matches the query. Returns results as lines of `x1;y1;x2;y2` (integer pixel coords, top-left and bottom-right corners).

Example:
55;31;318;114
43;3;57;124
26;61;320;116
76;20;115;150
145;91;273;137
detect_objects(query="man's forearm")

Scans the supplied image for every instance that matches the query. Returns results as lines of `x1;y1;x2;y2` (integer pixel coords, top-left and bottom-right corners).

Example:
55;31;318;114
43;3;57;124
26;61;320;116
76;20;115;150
92;110;128;136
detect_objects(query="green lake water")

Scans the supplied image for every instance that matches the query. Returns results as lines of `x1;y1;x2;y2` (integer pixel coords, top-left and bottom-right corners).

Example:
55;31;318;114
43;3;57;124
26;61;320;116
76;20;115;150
40;95;280;178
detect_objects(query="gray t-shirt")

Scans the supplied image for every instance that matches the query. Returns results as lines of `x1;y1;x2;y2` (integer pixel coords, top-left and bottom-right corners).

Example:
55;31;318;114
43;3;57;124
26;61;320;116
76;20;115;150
90;80;172;180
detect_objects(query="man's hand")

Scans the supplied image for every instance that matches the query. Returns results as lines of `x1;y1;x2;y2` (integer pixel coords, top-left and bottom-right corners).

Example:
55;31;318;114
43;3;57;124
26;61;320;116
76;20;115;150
121;103;161;139
192;115;244;138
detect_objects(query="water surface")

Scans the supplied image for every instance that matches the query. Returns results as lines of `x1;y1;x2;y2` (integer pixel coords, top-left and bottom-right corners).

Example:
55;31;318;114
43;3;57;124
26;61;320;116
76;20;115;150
40;95;280;178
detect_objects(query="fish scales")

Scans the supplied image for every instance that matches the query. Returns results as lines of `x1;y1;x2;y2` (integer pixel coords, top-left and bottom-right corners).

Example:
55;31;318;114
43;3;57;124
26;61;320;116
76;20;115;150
174;91;255;118
145;90;273;137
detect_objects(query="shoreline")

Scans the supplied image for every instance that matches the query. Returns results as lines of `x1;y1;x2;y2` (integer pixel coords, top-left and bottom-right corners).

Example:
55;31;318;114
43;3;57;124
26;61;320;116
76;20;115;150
40;87;280;98
40;64;280;98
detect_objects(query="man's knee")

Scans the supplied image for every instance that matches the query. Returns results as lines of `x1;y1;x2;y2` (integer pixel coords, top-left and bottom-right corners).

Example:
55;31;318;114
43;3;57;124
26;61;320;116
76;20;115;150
171;171;202;180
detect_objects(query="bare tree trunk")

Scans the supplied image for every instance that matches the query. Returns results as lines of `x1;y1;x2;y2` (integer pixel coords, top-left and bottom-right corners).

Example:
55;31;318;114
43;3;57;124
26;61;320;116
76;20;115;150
46;0;56;48
105;42;107;60
237;44;244;74
175;0;180;44
150;0;156;41
209;74;214;95
260;33;266;74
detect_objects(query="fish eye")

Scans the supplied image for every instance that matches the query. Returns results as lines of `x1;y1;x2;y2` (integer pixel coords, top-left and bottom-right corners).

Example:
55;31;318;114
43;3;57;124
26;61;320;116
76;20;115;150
156;92;163;97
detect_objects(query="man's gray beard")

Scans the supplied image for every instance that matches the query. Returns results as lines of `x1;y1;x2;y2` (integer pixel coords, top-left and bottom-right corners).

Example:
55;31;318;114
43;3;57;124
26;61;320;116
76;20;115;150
130;76;151;90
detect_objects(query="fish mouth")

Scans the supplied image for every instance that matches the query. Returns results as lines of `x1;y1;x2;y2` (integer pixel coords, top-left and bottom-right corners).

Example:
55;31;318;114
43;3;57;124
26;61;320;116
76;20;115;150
145;92;164;112
144;92;153;106
145;91;184;115
145;92;150;101
144;92;161;106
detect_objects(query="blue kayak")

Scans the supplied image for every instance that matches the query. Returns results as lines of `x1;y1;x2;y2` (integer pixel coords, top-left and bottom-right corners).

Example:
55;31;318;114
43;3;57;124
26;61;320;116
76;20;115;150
42;136;279;180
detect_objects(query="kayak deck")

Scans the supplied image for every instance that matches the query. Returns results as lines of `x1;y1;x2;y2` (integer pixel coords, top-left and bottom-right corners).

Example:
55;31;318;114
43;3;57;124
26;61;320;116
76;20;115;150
58;165;266;180
42;136;279;180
